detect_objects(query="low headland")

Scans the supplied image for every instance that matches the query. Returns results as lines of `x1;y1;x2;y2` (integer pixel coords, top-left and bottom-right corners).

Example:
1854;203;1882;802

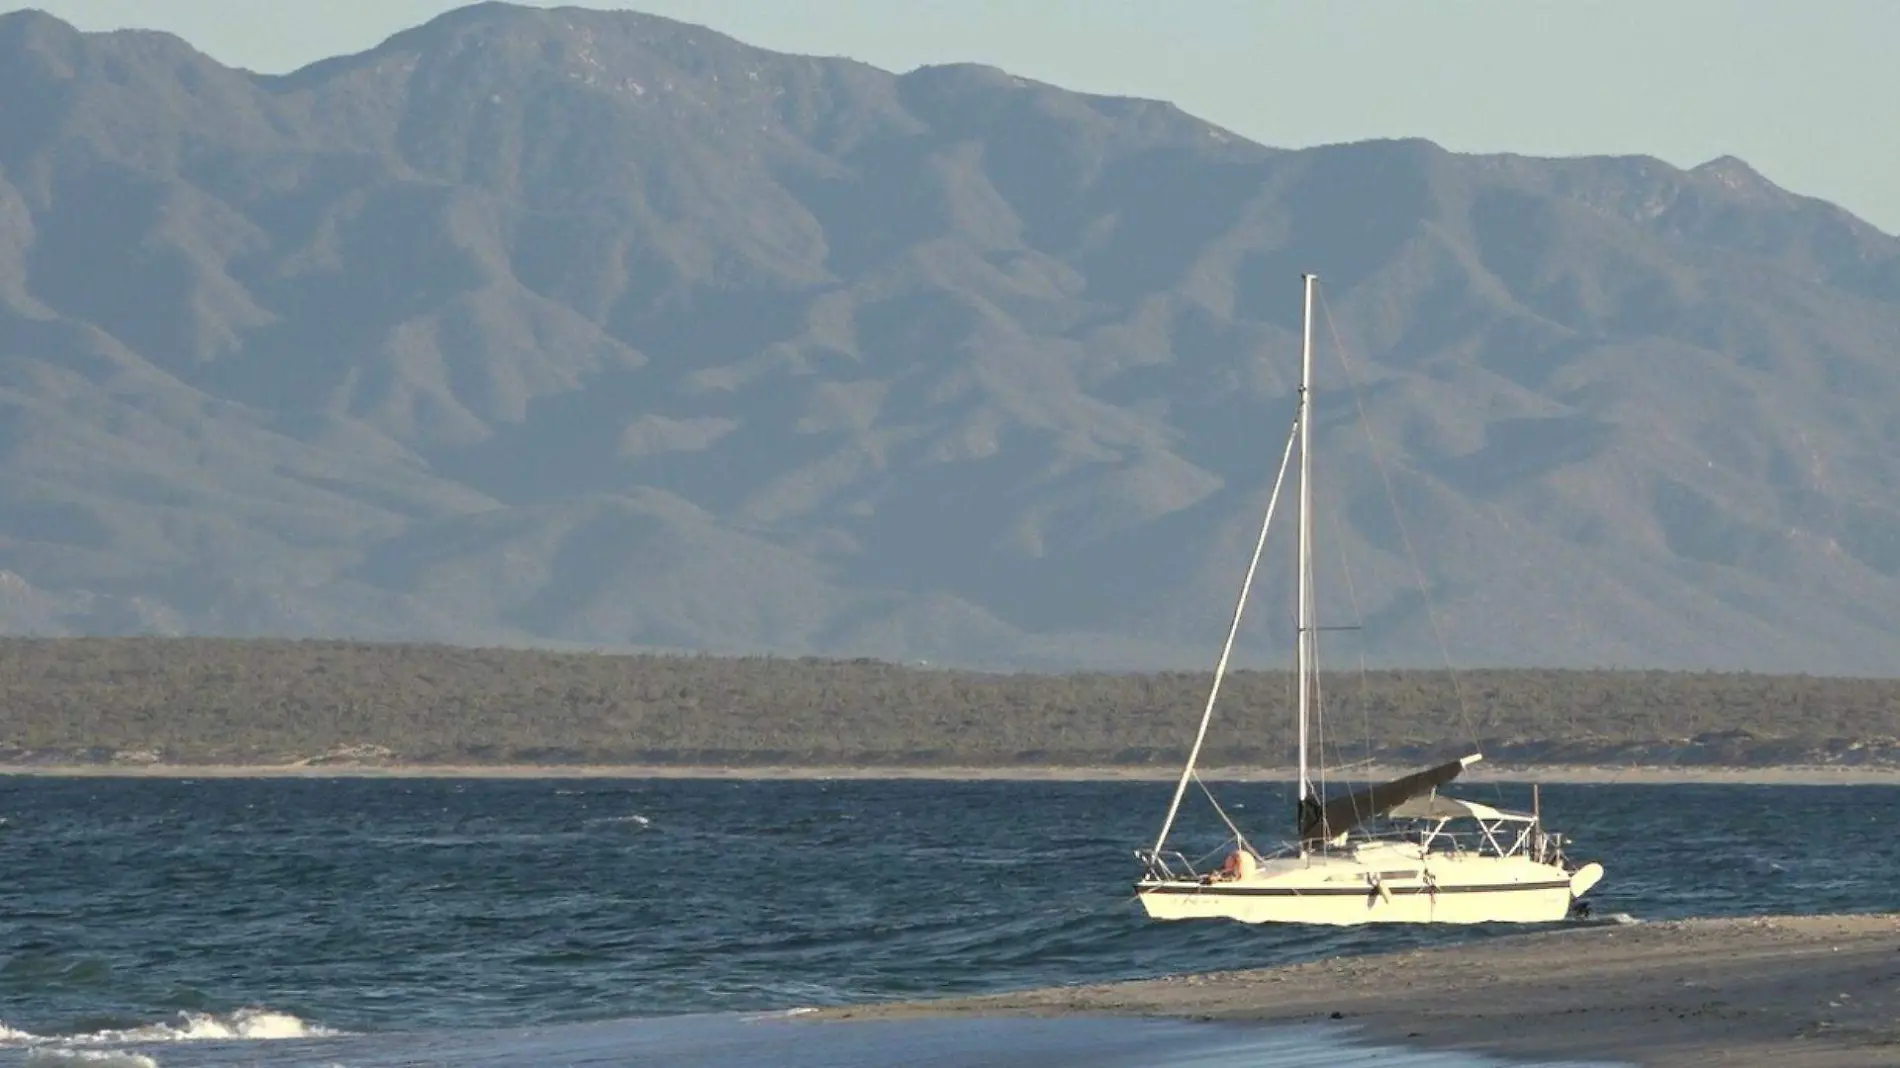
814;913;1900;1068
3;637;1899;783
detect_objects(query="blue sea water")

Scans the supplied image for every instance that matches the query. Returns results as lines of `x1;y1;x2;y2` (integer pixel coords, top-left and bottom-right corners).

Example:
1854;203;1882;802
1;776;1893;1066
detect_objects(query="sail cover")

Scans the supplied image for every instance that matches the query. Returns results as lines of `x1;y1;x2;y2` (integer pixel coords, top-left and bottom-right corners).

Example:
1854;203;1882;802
1299;752;1483;844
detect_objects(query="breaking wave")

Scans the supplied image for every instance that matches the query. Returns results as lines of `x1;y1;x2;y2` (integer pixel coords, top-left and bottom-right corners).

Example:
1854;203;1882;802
0;1007;336;1047
23;1051;161;1068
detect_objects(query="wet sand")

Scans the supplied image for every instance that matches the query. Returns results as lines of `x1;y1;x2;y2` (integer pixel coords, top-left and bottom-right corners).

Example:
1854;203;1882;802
815;914;1900;1067
3;762;1899;784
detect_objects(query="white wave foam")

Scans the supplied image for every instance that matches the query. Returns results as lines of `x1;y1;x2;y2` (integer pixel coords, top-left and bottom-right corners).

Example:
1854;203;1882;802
25;1051;160;1068
0;1007;338;1047
590;813;651;828
1569;909;1641;927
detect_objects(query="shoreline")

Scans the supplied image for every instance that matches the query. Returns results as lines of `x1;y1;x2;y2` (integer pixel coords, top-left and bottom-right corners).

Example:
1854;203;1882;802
812;913;1900;1068
3;761;1900;784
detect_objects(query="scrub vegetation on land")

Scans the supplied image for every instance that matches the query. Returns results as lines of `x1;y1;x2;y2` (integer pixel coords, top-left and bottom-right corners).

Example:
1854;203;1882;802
1;638;1897;770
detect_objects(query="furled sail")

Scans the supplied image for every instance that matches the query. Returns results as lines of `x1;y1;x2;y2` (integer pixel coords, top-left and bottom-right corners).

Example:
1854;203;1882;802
1298;753;1483;844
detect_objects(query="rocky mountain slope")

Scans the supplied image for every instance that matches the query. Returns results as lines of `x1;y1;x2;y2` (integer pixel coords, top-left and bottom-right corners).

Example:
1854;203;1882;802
1;3;1897;672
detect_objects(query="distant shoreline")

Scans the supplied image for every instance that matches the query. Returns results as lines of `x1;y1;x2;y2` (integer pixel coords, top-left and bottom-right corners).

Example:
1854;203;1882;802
7;639;1899;777
3;761;1898;785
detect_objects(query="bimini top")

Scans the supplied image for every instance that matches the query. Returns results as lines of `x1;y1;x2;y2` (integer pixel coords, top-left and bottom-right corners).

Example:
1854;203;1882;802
1387;794;1536;823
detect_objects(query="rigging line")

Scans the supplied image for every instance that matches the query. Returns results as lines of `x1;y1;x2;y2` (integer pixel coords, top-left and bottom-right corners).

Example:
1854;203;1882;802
1314;635;1366;826
1322;491;1380;800
1186;841;1234;872
1284;643;1295;787
1309;545;1350;819
1309;504;1330;812
1305;332;1351;819
1149;414;1302;856
1311;604;1361;826
1307;488;1323;807
1315;290;1485;768
1191;770;1250;850
1313;615;1329;808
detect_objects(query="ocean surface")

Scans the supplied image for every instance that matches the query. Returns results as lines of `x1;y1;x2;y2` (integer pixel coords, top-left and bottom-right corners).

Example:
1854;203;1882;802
1;776;1893;1067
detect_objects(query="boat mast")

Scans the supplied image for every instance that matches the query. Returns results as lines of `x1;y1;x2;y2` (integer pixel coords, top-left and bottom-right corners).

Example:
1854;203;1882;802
1295;273;1316;831
1145;278;1306;863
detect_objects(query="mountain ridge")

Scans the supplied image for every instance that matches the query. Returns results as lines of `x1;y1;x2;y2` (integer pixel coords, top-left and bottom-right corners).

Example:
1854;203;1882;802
0;3;1897;674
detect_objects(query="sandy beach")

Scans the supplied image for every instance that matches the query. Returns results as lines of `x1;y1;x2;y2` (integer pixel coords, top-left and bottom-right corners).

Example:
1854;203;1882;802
3;761;1900;785
814;913;1900;1067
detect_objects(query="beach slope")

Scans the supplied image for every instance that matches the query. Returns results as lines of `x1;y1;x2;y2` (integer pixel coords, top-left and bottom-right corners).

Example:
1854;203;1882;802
815;914;1900;1067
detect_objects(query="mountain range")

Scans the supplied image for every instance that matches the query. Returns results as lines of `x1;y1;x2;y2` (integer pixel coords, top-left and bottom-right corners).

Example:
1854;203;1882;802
1;2;1897;674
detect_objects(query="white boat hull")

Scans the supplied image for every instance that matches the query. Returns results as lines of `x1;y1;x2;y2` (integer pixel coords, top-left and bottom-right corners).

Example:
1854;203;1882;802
1137;845;1602;926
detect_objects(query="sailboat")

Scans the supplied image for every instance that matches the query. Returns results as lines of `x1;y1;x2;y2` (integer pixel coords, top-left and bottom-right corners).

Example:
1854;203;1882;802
1133;274;1604;926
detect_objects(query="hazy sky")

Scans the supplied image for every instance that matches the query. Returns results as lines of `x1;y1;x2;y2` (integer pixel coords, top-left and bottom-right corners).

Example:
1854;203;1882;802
10;0;1898;234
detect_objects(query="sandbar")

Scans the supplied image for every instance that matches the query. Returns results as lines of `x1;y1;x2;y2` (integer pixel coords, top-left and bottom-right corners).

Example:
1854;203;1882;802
2;762;1899;785
814;913;1900;1067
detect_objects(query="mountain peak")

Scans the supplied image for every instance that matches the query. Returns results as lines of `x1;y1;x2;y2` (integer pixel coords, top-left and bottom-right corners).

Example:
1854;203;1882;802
1690;154;1784;199
1693;153;1757;174
903;62;1034;88
391;1;753;54
274;1;768;87
0;7;73;33
0;7;250;82
0;7;81;58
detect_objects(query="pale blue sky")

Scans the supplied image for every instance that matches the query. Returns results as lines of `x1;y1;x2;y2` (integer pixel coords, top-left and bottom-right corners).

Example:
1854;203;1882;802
9;1;1898;234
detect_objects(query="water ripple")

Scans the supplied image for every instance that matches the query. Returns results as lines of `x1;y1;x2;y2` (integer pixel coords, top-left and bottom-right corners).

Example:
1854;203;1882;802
0;776;1894;1043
